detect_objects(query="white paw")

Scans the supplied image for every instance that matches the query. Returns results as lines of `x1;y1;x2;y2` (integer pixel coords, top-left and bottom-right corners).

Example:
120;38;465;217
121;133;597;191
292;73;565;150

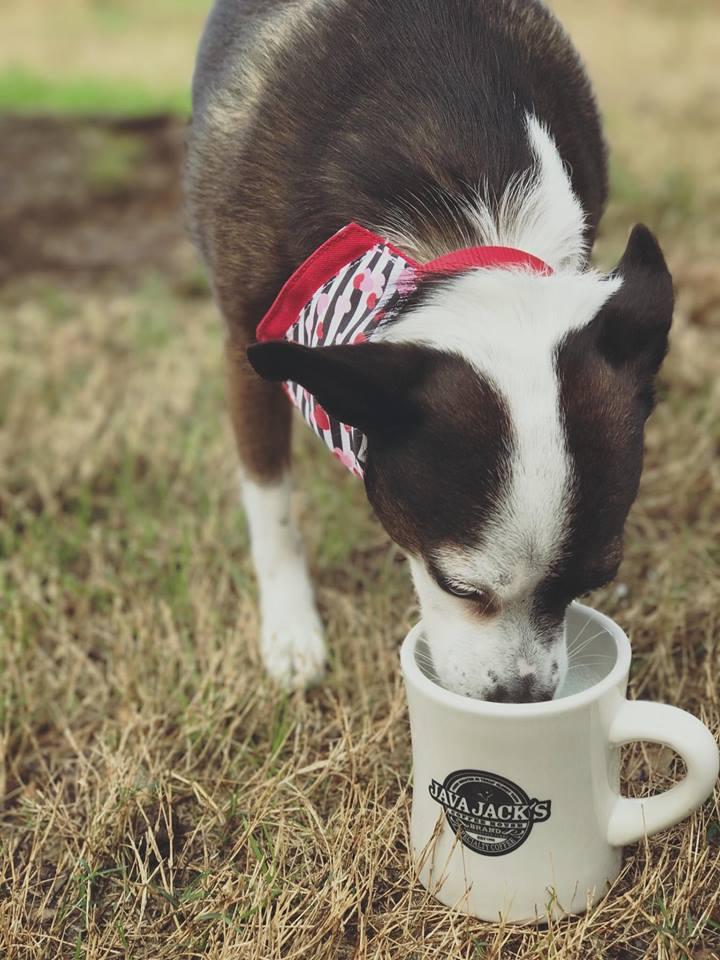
260;600;327;689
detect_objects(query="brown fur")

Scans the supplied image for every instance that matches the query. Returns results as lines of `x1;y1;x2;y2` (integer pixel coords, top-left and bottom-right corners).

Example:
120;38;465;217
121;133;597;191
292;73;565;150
225;333;291;482
186;0;673;702
187;0;608;488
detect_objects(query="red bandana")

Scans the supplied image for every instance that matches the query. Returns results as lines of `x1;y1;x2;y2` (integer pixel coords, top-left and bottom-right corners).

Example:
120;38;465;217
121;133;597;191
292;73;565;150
256;223;552;477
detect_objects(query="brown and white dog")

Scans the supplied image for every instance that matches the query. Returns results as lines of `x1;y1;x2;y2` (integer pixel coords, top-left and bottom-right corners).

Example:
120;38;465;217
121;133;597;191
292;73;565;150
186;0;673;702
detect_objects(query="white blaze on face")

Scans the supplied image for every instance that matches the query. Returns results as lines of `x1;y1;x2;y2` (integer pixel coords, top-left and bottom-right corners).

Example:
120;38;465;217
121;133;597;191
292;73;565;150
381;267;621;576
377;113;624;698
377;116;622;699
382;267;618;698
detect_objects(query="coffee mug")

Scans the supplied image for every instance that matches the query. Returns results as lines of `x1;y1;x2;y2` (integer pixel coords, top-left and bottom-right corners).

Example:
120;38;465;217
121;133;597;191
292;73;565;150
401;602;719;922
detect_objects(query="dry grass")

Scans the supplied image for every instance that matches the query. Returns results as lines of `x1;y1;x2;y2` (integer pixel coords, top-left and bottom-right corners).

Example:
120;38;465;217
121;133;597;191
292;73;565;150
1;1;720;958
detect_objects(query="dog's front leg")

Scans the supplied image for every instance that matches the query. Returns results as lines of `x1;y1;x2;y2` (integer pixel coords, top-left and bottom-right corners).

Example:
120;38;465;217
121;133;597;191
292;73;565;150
225;334;327;689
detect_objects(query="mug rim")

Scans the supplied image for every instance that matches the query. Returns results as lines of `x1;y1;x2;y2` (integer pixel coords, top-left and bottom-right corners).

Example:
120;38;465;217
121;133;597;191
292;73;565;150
400;601;631;717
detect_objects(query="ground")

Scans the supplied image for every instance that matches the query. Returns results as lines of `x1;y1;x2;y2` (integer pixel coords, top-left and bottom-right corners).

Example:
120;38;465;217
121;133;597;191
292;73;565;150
0;1;719;958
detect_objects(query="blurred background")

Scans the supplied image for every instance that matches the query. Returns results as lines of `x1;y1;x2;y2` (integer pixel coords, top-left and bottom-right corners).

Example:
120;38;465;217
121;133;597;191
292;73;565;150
1;2;719;957
1;0;719;280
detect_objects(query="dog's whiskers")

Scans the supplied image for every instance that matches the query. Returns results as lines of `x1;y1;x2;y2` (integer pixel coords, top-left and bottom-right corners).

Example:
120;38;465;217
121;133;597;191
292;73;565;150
414;652;438;675
567;628;607;657
566;655;614;666
567;614;593;650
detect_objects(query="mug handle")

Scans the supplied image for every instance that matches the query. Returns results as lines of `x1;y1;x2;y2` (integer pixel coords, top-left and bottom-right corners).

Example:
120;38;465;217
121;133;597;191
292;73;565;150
606;700;719;847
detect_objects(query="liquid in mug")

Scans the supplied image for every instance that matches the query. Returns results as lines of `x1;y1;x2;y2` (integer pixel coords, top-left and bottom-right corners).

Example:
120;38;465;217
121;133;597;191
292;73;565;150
554;662;612;698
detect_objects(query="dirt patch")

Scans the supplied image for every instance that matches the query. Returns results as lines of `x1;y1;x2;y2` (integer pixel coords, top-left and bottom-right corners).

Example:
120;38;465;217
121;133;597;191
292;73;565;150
0;115;193;282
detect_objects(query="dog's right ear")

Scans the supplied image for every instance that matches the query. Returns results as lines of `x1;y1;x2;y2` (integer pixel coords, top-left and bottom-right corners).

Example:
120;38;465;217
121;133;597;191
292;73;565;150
247;340;430;436
598;224;674;382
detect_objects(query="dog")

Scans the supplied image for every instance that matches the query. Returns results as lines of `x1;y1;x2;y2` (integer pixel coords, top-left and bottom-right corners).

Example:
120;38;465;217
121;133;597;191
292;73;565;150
186;0;673;702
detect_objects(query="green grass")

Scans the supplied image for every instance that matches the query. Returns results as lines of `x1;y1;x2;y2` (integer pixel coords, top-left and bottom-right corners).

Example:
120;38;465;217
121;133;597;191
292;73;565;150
0;66;190;117
609;159;701;229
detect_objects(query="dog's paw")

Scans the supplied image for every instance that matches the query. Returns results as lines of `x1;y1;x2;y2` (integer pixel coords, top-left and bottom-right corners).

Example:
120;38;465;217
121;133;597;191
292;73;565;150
260;599;327;690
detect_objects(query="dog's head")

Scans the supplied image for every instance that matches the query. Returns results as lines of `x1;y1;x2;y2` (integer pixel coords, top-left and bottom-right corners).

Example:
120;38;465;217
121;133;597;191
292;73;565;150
249;225;673;701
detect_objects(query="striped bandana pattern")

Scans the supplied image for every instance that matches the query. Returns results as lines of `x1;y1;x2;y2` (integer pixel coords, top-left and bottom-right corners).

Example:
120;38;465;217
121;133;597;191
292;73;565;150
258;230;416;477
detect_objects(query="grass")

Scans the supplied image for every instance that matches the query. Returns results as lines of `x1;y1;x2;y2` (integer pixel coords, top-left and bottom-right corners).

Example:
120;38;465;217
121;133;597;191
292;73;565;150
0;67;190;118
0;0;206;118
1;0;720;957
1;210;719;960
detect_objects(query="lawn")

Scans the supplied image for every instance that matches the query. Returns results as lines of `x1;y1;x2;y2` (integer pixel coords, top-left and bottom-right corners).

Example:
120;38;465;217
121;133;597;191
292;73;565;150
0;1;719;958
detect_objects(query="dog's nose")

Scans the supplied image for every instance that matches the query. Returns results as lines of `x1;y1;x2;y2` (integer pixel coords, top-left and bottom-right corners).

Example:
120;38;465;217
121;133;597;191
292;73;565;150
485;676;555;704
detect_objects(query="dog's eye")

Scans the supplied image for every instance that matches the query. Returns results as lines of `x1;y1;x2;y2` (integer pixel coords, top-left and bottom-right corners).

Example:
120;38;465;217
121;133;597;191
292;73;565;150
445;582;477;598
445;581;500;616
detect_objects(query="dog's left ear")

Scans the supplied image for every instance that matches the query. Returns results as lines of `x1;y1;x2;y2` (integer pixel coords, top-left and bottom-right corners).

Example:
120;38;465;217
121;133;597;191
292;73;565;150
598;224;673;381
247;340;429;436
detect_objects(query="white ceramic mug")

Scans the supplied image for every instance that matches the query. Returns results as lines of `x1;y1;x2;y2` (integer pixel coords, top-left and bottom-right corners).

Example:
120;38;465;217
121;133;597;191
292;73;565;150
401;602;719;923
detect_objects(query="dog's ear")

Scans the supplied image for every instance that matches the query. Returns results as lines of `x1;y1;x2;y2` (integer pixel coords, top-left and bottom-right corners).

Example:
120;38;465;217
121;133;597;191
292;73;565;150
247;340;429;435
598;224;673;382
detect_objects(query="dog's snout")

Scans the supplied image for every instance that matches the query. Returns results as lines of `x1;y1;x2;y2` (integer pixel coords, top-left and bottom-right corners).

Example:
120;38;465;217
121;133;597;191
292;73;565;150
486;675;555;704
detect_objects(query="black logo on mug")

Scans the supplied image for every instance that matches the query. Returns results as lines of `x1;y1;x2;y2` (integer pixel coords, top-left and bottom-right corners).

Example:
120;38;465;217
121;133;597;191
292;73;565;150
429;769;551;856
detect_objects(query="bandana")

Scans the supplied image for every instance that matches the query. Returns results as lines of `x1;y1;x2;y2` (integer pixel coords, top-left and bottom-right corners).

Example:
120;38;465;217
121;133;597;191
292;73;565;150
256;223;552;478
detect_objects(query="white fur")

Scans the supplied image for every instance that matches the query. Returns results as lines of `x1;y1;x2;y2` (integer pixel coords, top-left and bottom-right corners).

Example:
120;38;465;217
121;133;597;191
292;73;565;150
237;111;613;699
457;116;590;270
377;115;621;700
380;114;589;271
240;472;326;688
382;267;620;697
380;268;622;580
409;557;568;699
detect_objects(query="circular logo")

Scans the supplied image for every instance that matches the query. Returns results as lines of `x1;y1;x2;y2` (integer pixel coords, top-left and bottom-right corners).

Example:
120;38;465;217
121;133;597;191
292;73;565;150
429;769;551;856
